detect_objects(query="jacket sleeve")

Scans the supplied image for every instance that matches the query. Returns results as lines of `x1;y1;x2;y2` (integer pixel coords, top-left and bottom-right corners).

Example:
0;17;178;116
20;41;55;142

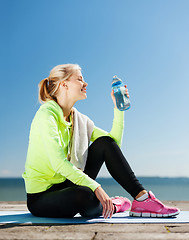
37;109;100;192
90;108;124;147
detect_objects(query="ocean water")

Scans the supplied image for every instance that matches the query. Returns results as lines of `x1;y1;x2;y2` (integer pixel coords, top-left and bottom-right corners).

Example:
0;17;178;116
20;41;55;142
97;177;189;201
0;177;189;201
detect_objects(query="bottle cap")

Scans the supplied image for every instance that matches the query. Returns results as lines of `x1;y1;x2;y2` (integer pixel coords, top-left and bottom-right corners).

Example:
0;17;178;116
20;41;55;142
112;75;122;84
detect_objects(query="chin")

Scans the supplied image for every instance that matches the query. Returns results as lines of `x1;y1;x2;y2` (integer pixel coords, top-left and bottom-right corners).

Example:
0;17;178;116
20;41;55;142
81;93;87;99
77;94;87;101
82;95;87;100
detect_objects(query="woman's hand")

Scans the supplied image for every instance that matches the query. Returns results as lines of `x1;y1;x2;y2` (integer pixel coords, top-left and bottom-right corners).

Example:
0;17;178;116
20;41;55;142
94;186;115;219
111;85;130;109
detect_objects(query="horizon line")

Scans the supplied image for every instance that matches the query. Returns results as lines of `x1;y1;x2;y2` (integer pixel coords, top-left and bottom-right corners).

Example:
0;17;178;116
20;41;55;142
0;176;189;179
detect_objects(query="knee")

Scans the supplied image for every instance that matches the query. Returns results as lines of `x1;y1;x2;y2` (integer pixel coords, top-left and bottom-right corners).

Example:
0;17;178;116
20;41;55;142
93;136;115;146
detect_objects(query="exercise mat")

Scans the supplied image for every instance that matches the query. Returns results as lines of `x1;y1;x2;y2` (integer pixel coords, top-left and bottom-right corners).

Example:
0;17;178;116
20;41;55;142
0;211;188;224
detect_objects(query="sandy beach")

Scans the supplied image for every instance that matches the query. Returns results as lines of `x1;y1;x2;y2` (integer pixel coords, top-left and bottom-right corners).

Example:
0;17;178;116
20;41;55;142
0;201;189;240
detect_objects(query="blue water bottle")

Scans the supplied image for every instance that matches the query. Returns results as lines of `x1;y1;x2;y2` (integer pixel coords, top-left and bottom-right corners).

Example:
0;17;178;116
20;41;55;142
112;75;130;111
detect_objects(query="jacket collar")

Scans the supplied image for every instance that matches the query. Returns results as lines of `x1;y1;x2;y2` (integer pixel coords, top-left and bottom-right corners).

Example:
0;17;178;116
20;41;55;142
42;100;72;127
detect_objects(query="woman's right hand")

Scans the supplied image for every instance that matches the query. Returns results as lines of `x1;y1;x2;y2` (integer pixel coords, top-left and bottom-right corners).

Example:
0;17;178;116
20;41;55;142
94;186;115;219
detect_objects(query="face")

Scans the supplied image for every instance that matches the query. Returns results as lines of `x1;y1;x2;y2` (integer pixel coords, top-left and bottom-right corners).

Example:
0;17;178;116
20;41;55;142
63;69;88;101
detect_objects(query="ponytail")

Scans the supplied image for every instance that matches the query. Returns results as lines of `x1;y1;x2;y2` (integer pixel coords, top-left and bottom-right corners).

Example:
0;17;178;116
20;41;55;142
38;78;56;104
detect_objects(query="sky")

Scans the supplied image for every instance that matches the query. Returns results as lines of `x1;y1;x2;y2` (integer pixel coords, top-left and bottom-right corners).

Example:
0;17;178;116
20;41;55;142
0;0;189;178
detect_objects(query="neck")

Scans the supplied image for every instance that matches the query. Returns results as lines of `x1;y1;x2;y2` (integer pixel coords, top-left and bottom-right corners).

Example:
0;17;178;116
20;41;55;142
56;97;76;122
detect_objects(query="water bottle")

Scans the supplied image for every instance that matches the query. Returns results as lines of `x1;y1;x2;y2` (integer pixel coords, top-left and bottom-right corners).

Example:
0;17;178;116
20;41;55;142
112;75;130;111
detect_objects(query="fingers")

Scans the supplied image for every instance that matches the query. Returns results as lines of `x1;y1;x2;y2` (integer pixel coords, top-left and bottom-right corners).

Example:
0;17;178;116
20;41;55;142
124;85;130;98
103;198;114;219
108;200;115;218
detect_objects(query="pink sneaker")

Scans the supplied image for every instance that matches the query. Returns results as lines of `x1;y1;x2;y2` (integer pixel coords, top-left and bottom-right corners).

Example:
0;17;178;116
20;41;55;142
112;196;131;213
129;191;180;217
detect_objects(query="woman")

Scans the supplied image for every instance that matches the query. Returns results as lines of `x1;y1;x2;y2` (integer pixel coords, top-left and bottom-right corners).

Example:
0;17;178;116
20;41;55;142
23;64;180;219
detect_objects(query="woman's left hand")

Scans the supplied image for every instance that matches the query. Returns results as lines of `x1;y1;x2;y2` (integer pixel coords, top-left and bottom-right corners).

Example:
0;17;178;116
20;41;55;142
94;186;114;219
111;85;130;109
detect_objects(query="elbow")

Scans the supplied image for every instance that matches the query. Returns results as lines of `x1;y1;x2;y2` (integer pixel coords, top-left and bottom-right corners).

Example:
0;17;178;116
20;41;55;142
107;134;122;148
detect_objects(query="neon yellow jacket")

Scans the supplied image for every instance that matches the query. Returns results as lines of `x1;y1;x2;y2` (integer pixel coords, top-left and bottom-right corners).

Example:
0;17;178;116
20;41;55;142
22;100;124;193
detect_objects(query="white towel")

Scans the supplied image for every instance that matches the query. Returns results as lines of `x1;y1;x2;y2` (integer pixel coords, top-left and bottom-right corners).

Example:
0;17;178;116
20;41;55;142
70;108;94;170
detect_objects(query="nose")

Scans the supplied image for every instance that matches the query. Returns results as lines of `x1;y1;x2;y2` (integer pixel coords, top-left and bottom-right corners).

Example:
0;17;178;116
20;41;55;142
84;81;88;87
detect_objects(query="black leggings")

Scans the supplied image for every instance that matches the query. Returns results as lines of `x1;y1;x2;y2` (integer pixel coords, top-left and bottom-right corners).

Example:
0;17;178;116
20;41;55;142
27;136;145;218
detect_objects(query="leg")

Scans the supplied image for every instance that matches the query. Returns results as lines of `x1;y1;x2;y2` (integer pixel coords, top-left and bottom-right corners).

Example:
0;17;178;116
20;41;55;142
85;137;180;218
84;136;145;198
27;180;102;218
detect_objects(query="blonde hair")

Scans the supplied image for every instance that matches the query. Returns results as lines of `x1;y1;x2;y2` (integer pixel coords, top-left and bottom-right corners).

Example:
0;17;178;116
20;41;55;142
38;64;81;103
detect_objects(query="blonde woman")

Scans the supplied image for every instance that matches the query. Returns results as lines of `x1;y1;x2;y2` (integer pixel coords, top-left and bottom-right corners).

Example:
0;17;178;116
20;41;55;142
23;64;179;219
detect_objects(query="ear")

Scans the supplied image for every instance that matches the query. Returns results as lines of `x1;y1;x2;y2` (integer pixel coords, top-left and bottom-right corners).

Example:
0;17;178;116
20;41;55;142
60;81;68;89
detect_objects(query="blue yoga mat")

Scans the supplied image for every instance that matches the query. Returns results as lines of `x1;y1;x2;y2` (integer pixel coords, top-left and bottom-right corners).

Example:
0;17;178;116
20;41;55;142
0;211;188;224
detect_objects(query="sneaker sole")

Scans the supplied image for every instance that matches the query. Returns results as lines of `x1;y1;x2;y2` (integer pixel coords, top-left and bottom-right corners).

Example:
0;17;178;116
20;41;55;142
129;210;180;218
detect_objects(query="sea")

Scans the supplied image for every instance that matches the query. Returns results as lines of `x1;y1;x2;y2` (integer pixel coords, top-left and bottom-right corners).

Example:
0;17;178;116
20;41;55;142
0;177;189;201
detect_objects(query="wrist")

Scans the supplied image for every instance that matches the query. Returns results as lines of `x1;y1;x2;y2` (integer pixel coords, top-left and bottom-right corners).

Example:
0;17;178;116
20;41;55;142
95;185;101;191
94;185;101;193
